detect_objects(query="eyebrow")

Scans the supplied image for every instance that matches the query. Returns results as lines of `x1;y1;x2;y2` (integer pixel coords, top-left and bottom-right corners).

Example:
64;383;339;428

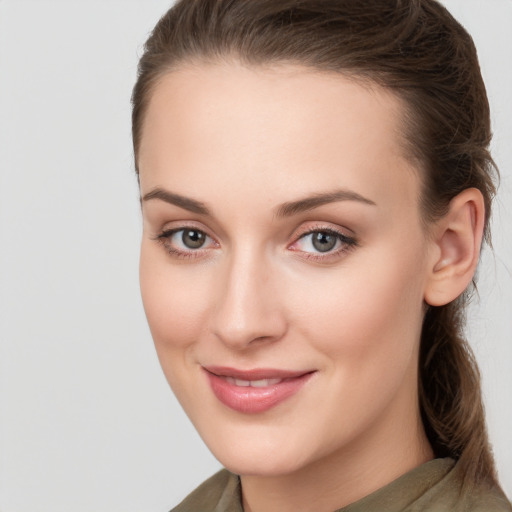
142;188;210;215
274;189;376;217
142;187;376;218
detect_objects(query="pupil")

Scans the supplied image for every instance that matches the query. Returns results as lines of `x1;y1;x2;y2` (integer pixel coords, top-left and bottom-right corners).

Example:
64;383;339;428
182;230;205;249
312;232;336;252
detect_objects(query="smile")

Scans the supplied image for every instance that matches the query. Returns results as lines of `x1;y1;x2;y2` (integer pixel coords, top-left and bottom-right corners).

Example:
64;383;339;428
223;377;282;387
203;366;315;414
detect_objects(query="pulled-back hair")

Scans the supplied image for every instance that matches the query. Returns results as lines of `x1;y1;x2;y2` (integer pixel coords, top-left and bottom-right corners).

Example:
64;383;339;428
132;0;498;486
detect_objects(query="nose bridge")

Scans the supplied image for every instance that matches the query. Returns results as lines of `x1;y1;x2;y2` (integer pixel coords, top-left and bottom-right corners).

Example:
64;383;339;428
211;243;285;348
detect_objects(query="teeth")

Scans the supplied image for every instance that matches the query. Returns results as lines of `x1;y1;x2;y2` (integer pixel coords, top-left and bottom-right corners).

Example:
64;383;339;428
224;377;282;387
250;378;281;387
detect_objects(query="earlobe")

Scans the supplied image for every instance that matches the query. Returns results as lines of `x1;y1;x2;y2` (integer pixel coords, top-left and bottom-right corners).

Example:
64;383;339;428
424;188;485;307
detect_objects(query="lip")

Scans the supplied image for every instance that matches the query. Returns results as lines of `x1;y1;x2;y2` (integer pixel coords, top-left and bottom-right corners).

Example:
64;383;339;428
203;366;315;414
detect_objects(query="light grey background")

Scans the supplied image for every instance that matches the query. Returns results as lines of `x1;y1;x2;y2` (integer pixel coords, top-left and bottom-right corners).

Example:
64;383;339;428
0;1;510;511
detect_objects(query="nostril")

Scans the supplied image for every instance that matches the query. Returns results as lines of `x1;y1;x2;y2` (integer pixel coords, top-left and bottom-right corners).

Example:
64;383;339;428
252;336;273;343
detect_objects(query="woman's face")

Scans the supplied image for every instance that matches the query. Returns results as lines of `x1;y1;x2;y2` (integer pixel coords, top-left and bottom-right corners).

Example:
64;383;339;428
138;62;435;476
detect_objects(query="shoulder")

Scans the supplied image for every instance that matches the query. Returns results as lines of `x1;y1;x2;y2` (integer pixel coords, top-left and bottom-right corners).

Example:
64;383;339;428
170;469;242;512
460;484;512;512
408;461;512;512
338;458;511;512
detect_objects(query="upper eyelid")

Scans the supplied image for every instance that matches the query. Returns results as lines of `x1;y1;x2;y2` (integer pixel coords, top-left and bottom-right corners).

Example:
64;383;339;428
290;223;356;242
291;229;357;248
156;222;217;240
155;228;218;259
158;227;217;245
299;226;347;236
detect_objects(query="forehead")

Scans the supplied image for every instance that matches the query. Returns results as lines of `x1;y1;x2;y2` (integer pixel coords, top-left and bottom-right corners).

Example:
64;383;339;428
138;61;420;215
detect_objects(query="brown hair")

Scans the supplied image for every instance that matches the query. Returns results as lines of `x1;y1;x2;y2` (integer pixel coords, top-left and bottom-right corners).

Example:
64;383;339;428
132;0;498;486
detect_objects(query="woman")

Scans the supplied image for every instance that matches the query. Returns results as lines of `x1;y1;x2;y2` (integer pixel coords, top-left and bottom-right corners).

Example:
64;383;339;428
132;0;511;510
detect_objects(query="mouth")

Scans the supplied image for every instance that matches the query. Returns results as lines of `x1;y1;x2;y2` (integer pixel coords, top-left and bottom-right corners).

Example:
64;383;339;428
202;366;316;414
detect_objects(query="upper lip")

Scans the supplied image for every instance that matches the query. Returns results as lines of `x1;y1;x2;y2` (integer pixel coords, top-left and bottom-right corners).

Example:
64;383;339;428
203;366;315;380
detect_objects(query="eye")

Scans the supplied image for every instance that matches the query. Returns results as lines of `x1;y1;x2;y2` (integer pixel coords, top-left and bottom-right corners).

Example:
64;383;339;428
179;229;208;249
307;231;339;252
156;227;217;258
290;228;357;259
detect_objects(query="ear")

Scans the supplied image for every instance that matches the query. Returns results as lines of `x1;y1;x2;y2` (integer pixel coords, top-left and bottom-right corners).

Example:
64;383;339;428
424;188;485;307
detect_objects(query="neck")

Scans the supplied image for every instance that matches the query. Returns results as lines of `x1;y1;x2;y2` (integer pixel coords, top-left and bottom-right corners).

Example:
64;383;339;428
241;406;433;512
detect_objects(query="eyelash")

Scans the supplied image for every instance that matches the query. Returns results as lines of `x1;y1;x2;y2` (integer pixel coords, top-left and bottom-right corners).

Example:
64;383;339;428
289;226;358;262
154;225;358;261
154;227;217;260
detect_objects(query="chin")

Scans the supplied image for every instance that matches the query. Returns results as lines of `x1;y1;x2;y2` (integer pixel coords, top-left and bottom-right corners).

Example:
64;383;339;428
204;432;316;477
221;453;309;478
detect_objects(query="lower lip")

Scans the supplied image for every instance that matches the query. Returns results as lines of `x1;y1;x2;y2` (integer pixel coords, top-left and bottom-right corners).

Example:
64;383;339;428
204;370;314;414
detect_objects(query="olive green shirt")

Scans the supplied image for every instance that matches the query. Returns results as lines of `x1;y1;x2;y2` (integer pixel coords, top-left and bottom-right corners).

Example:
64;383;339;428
171;458;512;511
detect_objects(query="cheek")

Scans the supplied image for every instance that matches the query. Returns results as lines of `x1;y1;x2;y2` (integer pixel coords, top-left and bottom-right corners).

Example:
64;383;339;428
280;248;428;445
139;241;211;352
288;245;427;367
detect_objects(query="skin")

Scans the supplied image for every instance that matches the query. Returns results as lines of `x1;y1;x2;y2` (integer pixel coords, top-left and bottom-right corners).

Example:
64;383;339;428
137;61;483;512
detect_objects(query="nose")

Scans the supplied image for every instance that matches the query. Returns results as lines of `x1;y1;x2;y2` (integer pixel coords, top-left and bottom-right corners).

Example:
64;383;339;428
210;248;287;350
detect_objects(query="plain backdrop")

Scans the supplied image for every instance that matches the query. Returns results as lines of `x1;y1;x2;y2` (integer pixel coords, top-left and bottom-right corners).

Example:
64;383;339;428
0;1;510;511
